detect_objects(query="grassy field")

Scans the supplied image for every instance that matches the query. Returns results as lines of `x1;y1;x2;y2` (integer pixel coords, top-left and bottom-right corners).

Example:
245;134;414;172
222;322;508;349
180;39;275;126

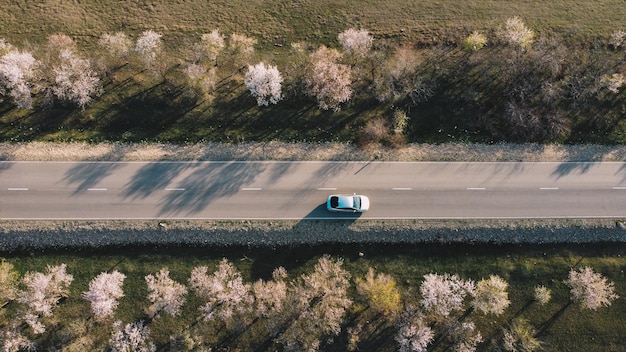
1;0;625;47
3;243;626;351
1;1;625;145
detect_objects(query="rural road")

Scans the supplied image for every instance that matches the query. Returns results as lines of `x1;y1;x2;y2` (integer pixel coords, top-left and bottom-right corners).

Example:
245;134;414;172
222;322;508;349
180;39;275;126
1;161;625;220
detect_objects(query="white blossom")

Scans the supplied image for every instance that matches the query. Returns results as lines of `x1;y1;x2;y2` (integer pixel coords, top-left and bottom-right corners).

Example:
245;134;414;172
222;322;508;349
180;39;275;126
245;62;283;106
200;30;225;64
396;309;433;352
0;325;35;352
306;45;352;111
277;256;352;351
419;273;475;318
18;264;73;317
534;285;551;305
52;49;101;108
564;266;618;310
109;320;156;352
135;30;163;67
252;268;288;318
83;270;126;319
99;32;133;58
448;321;483;352
189;259;253;322
338;28;373;57
145;268;188;318
0;50;38;108
502;16;535;49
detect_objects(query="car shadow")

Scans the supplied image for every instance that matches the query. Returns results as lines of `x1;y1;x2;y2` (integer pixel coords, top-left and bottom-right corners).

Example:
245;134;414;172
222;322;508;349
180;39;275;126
301;203;364;220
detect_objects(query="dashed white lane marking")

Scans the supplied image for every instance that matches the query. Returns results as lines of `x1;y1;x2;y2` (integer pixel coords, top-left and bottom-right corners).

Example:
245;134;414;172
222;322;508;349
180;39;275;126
241;187;262;191
87;188;108;191
467;187;486;190
7;188;28;191
317;187;337;191
165;188;185;191
540;187;559;190
392;187;412;190
612;187;626;190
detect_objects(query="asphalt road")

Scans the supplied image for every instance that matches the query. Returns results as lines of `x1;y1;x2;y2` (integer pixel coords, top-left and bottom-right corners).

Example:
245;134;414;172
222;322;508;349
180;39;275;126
1;161;625;220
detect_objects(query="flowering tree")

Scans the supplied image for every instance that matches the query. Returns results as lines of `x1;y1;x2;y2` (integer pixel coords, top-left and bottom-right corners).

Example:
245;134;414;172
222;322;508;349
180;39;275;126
135;30;164;73
464;31;488;52
338;28;373;58
396;307;433;352
0;325;35;352
0;49;38;108
18;264;74;334
188;259;253;323
109;320;156;352
252;267;288;318
99;32;133;71
145;268;188;318
184;63;217;95
83;270;126;320
419;273;475;318
564;266;618;310
534;285;551;305
277;255;352;351
374;46;432;104
229;33;257;68
501;318;541;352
52;49;101;109
609;30;626;49
0;259;19;306
472;275;510;315
99;32;132;59
501;16;535;49
447;321;483;352
305;45;352;111
356;267;402;316
601;73;625;93
244;62;283;106
198;30;225;65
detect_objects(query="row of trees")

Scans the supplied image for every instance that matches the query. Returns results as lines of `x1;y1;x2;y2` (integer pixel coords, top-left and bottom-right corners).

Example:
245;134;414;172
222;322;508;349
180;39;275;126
0;257;618;351
1;18;625;142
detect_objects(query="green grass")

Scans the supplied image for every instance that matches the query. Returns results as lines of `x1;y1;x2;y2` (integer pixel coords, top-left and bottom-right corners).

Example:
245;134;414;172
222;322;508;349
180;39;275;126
3;243;626;351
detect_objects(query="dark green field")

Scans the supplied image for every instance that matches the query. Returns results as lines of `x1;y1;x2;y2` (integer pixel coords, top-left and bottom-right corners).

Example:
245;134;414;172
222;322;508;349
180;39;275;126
3;243;626;351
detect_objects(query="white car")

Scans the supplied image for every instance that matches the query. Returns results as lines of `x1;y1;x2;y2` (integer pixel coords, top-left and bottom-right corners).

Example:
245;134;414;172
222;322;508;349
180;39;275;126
326;194;370;213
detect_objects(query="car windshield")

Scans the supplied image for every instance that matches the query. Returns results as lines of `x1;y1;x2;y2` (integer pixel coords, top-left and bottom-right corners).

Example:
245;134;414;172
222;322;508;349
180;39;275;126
353;196;360;209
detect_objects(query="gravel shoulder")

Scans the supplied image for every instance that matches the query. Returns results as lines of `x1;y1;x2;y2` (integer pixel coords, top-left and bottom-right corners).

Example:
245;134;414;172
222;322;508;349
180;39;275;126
1;141;626;251
2;141;626;162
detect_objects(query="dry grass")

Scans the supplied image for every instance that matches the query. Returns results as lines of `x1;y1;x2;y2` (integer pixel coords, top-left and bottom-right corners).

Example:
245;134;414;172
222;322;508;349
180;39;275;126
1;0;623;49
1;141;626;162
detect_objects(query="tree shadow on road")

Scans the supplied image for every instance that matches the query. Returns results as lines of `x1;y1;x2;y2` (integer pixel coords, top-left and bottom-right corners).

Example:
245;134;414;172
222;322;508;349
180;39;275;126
157;162;267;216
63;162;124;194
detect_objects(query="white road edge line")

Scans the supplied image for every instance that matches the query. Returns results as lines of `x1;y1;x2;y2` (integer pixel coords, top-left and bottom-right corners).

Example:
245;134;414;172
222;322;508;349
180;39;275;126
540;187;559;190
241;187;262;191
392;187;412;190
612;187;626;190
87;188;108;191
7;188;28;191
466;187;486;190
